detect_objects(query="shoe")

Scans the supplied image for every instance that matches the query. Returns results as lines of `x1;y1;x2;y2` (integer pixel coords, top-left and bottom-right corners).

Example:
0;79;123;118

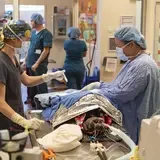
24;99;31;104
31;101;36;109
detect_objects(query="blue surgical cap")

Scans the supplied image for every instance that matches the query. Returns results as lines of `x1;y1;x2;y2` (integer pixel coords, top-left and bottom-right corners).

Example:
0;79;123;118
114;26;147;49
68;27;81;39
31;13;44;25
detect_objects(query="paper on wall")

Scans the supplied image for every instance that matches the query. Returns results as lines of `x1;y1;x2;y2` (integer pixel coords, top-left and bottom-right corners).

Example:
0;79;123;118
105;58;117;72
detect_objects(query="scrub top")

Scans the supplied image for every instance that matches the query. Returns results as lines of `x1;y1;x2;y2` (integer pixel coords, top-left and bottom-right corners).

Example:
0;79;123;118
26;29;53;68
0;51;24;131
63;39;87;72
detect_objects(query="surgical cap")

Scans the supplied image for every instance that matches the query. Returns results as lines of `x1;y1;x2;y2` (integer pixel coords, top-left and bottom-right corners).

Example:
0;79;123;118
68;27;81;39
1;20;31;39
114;26;147;49
0;19;31;48
31;13;44;25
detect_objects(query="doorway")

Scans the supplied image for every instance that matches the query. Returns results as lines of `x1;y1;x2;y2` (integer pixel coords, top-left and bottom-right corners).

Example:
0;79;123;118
154;2;160;63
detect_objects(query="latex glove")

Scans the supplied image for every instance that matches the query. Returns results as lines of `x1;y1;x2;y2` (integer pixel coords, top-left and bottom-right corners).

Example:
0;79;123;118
42;70;68;83
11;113;44;130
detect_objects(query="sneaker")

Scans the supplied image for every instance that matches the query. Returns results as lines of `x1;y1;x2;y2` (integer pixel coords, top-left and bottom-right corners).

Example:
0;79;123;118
24;99;31;104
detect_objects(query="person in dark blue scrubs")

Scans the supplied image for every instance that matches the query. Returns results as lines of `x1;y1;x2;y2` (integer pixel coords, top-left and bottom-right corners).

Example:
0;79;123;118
25;13;53;106
63;27;87;89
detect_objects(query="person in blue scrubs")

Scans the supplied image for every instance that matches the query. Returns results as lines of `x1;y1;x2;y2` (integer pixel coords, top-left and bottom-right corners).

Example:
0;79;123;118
98;27;160;144
25;13;53;106
63;27;87;89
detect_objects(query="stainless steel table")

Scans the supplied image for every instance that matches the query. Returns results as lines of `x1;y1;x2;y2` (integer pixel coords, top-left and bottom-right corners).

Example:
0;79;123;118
25;110;129;160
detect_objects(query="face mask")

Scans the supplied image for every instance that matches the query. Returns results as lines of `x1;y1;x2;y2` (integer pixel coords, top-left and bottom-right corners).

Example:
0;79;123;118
116;42;130;61
5;43;15;49
5;41;24;55
116;47;128;61
5;43;18;54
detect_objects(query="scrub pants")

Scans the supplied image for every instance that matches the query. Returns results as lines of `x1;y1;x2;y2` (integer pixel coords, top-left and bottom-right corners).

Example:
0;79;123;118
26;66;48;106
65;70;85;89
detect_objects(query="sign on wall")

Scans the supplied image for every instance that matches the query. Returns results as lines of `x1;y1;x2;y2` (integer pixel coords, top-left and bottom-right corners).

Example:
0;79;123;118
105;57;118;72
120;16;135;27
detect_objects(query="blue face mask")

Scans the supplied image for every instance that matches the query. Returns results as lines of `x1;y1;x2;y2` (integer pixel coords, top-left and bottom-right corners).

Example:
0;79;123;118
116;47;129;61
116;42;131;61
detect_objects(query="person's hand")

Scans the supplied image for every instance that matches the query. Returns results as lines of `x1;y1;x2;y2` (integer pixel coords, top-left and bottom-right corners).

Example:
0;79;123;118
42;70;68;83
31;63;39;72
11;113;44;130
54;71;68;82
25;118;45;130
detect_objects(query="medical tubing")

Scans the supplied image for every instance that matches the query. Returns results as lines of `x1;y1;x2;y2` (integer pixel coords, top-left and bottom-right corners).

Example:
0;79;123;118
102;150;108;160
97;150;105;160
104;124;136;160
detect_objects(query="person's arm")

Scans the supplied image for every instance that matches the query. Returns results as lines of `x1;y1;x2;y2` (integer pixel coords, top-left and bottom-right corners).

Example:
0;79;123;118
83;51;87;57
0;83;44;130
0;61;44;130
32;31;53;71
36;47;50;65
0;83;15;118
21;70;66;87
101;64;150;103
82;41;87;57
21;72;44;87
32;47;50;71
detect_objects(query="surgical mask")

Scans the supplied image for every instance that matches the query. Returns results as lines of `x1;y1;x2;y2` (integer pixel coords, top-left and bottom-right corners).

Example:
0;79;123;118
5;43;18;55
5;41;25;55
116;42;130;61
5;43;15;49
116;47;128;61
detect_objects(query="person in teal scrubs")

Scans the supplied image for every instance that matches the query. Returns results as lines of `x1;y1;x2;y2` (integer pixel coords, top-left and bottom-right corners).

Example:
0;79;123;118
64;27;87;89
25;13;53;106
